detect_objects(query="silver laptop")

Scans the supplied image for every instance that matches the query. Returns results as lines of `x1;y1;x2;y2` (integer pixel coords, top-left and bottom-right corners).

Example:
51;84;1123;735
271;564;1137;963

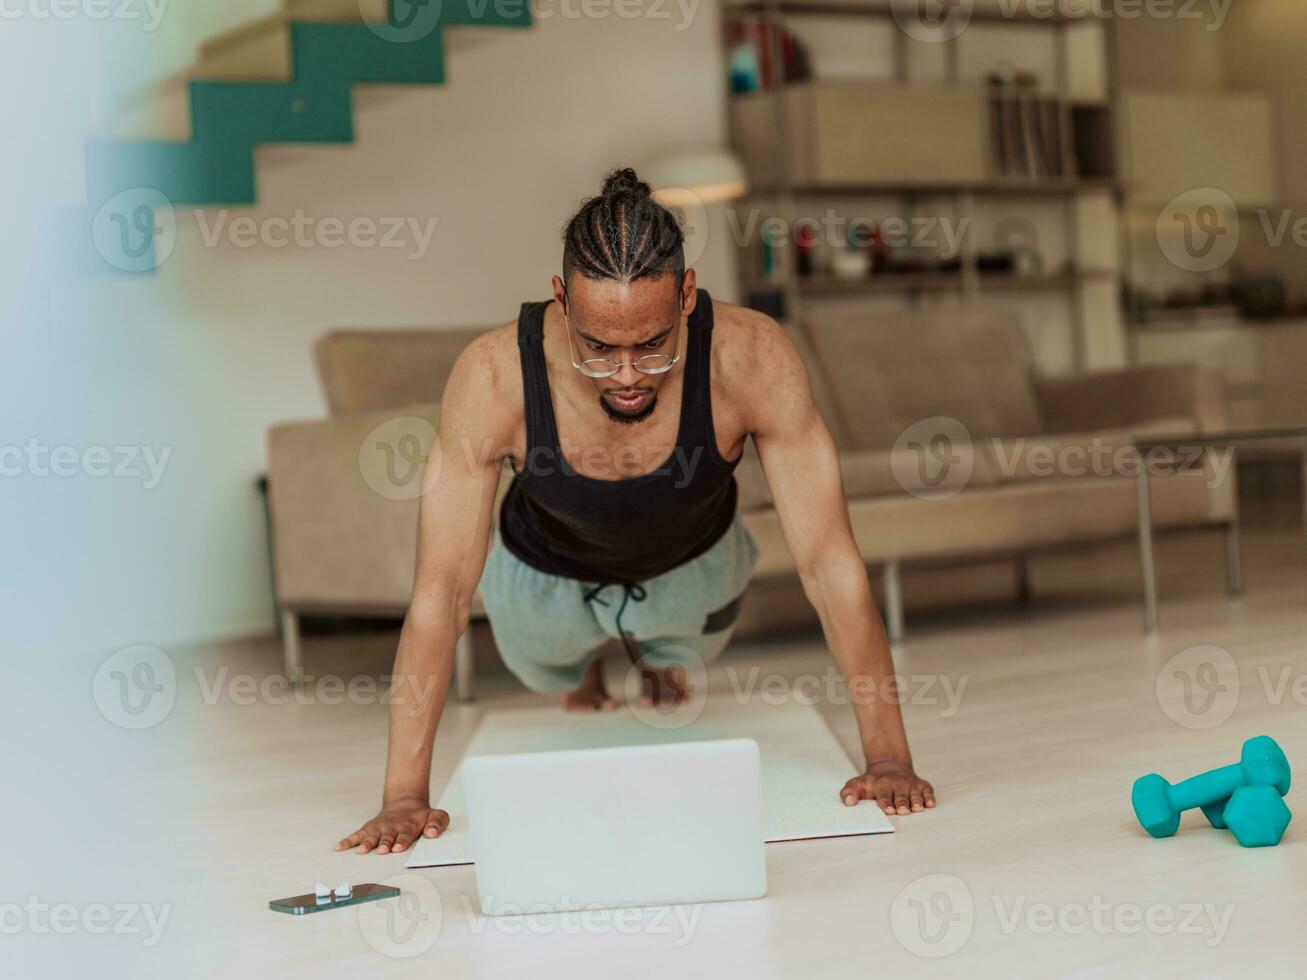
461;738;767;915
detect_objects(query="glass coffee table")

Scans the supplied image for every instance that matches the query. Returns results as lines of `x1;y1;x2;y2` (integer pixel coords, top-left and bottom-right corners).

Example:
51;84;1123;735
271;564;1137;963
1133;427;1307;631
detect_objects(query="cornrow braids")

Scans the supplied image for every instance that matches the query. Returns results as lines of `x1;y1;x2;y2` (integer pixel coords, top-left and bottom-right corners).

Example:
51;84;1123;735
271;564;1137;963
561;167;686;288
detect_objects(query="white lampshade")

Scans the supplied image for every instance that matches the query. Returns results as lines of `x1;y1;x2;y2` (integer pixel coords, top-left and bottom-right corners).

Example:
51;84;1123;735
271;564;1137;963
645;148;748;207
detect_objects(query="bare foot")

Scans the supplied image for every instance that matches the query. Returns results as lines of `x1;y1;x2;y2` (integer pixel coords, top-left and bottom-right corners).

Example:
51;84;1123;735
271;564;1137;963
639;665;691;707
561;652;617;712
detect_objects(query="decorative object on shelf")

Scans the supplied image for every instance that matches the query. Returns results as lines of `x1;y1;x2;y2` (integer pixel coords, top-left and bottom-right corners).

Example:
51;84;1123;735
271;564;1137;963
795;223;817;278
726;18;811;91
745;289;786;321
729;38;762;94
992;216;1044;276
989;90;1066;180
850;219;889;275
1231;276;1287;322
830;239;867;280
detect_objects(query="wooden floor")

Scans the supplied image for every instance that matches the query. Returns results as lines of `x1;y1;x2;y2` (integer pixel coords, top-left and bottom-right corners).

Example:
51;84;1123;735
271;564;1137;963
108;524;1307;978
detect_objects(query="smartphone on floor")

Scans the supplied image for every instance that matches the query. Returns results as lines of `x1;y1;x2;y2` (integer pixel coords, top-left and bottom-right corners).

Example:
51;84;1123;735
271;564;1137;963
269;883;401;915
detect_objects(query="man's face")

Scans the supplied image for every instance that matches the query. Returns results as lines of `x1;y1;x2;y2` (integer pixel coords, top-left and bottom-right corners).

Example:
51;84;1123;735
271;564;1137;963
554;271;696;425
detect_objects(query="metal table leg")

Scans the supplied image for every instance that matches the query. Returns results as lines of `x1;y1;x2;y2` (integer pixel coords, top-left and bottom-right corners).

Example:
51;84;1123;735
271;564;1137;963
1136;463;1159;632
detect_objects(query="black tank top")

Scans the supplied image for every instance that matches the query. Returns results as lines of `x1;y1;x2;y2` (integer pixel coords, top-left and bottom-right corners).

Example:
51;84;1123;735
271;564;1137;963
498;288;741;587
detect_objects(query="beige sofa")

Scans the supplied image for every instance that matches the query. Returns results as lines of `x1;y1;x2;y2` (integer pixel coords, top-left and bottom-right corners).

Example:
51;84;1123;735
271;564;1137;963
266;305;1235;696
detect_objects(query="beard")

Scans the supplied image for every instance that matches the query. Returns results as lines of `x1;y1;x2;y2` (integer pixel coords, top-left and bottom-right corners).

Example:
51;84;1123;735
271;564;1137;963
598;390;658;426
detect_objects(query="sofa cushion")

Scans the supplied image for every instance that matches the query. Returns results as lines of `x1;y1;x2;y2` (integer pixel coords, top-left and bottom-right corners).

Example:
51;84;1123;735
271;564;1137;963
803;306;1044;451
732;435;999;511
983;415;1198;484
315;327;491;416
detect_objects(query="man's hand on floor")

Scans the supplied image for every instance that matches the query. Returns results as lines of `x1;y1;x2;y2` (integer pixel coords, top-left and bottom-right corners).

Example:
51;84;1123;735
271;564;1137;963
841;759;936;815
335;798;450;854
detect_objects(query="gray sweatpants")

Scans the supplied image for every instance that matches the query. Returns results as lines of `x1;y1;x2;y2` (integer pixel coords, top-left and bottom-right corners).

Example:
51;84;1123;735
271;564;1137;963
478;512;760;693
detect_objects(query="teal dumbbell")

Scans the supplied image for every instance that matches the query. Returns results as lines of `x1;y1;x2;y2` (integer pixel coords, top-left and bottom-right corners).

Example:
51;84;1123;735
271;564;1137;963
1132;735;1292;846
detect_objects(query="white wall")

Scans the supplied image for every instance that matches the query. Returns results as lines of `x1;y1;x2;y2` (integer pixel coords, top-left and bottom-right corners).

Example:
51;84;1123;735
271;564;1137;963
41;9;737;656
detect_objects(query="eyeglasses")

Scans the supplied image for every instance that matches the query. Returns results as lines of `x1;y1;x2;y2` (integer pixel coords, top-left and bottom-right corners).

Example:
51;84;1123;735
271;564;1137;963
562;300;683;379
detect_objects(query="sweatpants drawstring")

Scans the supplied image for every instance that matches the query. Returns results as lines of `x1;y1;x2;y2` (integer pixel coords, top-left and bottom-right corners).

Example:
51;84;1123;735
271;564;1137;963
583;582;648;666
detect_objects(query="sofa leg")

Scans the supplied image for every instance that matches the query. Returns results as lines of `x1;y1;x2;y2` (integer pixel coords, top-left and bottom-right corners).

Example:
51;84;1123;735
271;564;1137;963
883;561;905;645
1014;553;1032;606
281;610;303;686
454;627;475;703
1225;521;1244;597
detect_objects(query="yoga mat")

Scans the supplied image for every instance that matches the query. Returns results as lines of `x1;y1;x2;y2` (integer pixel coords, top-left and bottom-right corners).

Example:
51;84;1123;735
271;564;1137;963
407;697;893;868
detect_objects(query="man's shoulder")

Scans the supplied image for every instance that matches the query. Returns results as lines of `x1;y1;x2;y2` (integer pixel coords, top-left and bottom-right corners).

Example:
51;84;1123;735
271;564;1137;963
708;297;796;386
442;320;524;428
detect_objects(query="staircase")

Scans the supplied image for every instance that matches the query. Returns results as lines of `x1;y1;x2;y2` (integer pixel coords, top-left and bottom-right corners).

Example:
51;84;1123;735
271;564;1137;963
83;0;530;271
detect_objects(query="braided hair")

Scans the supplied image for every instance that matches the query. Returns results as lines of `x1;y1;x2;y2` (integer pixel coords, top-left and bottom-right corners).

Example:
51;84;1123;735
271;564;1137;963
561;167;686;288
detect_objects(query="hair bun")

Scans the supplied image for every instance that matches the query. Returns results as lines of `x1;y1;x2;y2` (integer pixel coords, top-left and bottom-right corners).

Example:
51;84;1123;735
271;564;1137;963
601;167;652;200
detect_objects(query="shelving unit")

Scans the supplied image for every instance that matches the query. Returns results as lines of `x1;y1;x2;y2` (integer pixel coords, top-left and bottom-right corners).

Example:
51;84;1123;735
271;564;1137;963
722;0;1125;372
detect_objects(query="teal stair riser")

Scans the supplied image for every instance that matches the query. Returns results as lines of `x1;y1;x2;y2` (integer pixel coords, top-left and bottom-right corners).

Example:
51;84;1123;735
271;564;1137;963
85;0;530;215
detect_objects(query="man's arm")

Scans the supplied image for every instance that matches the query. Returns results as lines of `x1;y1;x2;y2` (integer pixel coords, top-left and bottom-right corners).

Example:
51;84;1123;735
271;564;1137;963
336;332;511;854
745;315;935;816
